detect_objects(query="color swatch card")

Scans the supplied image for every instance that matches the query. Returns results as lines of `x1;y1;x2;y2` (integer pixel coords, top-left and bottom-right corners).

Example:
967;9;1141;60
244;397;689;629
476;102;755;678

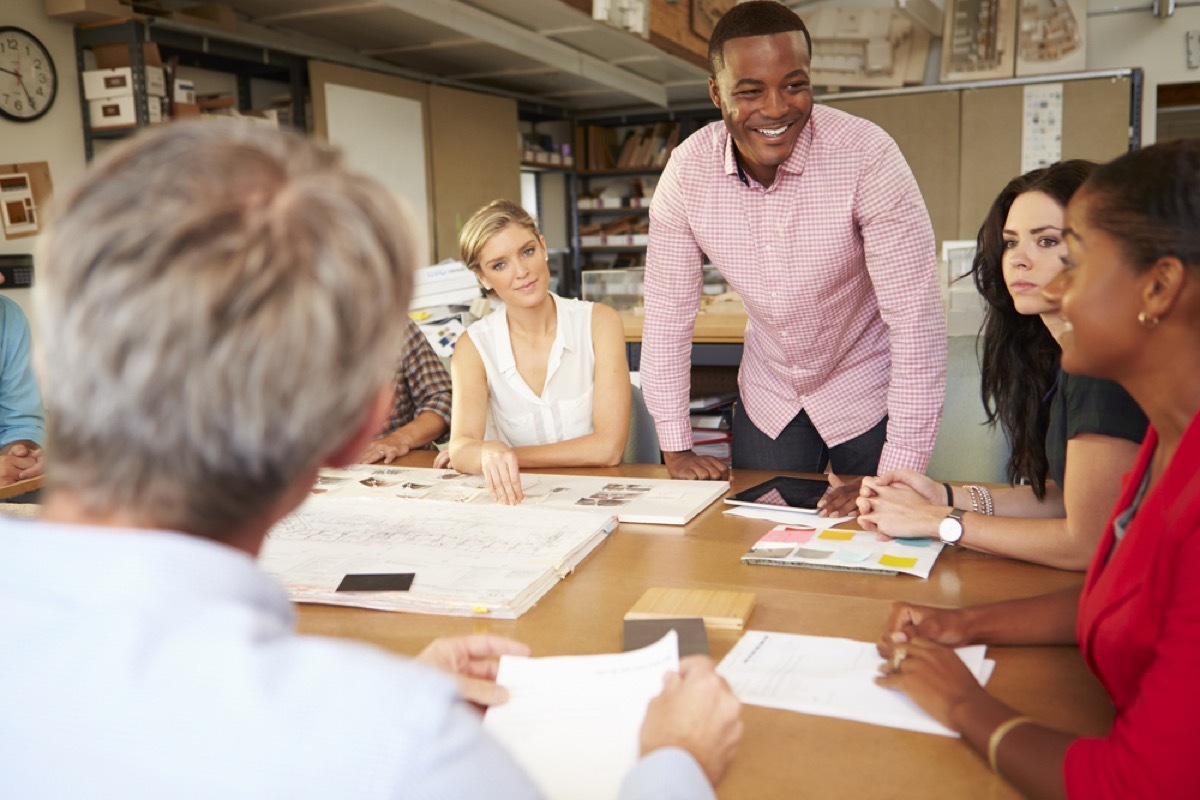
742;525;944;579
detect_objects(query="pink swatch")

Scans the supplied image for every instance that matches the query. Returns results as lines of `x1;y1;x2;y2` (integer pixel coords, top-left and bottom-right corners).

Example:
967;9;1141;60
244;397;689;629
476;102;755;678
760;525;815;545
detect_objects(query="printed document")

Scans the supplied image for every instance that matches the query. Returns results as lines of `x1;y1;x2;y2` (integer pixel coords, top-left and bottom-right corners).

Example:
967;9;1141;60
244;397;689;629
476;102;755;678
484;632;679;800
717;630;993;737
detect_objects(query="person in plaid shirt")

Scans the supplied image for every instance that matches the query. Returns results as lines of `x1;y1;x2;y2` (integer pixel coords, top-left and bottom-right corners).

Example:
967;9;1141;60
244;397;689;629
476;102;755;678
363;318;452;463
641;1;945;516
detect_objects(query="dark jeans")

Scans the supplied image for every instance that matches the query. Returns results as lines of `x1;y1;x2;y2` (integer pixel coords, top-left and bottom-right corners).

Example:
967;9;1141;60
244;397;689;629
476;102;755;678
731;399;887;476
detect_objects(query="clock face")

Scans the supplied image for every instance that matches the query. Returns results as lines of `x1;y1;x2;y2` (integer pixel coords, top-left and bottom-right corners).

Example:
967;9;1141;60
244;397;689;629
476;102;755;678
0;27;57;122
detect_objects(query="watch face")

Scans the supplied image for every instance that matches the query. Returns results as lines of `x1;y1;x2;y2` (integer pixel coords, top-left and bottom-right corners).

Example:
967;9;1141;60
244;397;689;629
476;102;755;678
0;27;57;122
938;513;964;543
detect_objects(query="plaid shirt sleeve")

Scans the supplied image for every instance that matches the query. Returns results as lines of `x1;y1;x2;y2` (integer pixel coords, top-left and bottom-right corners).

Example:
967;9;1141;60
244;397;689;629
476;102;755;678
641;155;706;453
382;320;452;438
854;139;946;473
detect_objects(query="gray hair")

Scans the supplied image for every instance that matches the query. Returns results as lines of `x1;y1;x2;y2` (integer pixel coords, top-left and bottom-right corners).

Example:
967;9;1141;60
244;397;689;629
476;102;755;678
34;121;416;539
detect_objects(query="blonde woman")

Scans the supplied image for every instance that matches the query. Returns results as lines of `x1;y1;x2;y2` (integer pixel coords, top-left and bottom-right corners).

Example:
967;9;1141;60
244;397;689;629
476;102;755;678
446;200;630;503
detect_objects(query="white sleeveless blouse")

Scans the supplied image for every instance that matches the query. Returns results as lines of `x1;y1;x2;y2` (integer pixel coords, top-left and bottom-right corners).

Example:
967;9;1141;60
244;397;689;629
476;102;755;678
468;295;596;448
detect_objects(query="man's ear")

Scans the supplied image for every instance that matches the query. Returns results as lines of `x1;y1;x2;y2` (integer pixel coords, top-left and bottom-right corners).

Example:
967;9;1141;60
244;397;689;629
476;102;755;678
323;385;394;468
708;75;721;109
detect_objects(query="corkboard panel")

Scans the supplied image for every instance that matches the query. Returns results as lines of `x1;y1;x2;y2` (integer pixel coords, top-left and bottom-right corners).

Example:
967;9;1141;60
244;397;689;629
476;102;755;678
958;85;1023;240
1061;76;1134;164
427;85;521;262
822;92;961;251
957;76;1132;240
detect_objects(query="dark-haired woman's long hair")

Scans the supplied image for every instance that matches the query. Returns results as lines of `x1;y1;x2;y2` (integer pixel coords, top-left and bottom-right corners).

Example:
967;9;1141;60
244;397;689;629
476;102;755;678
970;160;1094;499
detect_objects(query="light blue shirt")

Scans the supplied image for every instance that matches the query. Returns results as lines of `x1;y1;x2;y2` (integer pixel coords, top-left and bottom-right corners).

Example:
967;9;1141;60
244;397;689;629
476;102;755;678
0;295;44;446
0;518;713;800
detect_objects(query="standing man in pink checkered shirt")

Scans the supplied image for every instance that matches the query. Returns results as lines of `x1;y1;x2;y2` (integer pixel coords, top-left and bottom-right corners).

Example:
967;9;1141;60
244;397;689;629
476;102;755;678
641;0;946;514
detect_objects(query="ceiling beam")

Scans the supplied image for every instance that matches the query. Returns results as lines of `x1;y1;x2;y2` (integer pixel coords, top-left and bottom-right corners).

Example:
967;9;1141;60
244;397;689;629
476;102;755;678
374;0;668;106
254;2;385;24
361;37;477;56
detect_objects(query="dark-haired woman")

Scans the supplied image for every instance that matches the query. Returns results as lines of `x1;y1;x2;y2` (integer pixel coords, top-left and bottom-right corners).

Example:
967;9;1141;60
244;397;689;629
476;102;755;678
871;139;1200;800
857;161;1146;569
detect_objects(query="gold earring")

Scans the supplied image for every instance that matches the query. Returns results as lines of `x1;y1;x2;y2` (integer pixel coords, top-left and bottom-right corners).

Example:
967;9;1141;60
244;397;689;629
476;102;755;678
1137;311;1160;328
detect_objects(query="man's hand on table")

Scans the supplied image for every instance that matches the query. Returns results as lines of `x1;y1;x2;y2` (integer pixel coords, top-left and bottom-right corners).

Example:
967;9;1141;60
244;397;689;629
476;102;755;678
816;473;861;517
416;634;531;707
663;450;731;481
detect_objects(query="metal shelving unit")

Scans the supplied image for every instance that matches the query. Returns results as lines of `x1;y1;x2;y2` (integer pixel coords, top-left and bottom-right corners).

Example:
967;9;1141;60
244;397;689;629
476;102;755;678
75;18;308;160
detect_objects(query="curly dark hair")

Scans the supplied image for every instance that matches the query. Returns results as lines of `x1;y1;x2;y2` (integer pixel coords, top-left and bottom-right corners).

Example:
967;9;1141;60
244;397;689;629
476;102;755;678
707;0;812;75
971;160;1095;498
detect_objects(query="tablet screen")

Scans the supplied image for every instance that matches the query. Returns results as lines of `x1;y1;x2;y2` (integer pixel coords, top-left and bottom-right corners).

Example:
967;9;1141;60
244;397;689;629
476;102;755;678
725;477;829;511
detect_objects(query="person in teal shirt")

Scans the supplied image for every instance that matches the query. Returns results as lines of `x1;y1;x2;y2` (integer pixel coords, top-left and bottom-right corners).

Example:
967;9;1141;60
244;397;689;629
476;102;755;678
0;290;44;485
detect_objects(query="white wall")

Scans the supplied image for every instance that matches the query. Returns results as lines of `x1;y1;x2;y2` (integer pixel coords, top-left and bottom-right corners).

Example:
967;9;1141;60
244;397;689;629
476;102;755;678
2;0;88;325
1085;1;1200;144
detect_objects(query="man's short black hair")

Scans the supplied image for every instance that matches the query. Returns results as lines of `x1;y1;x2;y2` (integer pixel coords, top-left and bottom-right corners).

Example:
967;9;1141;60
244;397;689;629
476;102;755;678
707;0;812;75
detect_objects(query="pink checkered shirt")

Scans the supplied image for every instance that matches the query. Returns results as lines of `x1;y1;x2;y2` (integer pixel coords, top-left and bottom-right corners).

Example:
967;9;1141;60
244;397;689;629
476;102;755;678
642;106;946;474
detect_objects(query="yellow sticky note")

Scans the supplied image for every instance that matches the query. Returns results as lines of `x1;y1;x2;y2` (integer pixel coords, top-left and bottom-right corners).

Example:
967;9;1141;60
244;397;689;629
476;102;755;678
879;554;918;569
818;529;856;541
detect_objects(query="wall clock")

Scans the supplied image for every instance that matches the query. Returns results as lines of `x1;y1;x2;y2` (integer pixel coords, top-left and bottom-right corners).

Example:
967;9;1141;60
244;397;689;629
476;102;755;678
0;26;57;123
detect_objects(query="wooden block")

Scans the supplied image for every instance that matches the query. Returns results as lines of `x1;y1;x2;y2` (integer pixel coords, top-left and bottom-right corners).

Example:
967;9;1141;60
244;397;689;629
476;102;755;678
625;587;755;631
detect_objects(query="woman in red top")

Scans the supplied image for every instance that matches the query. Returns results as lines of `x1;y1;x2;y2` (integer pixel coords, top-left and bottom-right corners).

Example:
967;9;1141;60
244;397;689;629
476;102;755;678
872;139;1200;798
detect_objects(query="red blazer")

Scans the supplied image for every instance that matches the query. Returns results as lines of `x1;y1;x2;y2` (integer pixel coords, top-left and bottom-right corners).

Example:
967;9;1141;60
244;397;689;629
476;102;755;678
1065;412;1200;798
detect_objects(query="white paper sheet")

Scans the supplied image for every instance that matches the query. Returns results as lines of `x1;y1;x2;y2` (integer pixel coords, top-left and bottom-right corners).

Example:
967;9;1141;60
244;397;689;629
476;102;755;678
717;630;992;737
484;632;679;800
723;506;854;527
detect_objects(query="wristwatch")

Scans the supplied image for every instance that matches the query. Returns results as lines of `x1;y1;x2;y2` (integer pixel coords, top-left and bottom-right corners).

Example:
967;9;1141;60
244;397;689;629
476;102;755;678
938;508;967;544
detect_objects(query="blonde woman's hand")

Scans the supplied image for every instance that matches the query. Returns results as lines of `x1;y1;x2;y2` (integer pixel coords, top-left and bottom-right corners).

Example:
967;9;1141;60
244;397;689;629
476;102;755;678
480;441;523;504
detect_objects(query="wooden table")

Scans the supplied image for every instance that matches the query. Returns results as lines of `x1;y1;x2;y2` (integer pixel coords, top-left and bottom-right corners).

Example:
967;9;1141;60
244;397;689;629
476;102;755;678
297;456;1112;799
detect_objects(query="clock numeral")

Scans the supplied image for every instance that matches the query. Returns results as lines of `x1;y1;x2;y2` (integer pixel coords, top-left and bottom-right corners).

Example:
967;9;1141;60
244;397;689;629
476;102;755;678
37;73;46;84
5;38;17;50
35;87;44;96
13;100;22;112
33;58;42;69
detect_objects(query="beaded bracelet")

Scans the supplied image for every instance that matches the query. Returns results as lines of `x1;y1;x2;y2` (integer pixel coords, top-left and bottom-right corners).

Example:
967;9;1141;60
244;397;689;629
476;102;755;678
965;484;994;516
988;715;1035;773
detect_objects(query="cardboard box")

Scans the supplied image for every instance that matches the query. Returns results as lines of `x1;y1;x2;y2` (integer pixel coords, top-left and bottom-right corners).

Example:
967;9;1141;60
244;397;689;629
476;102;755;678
173;79;196;105
89;95;136;129
147;97;164;124
172;4;238;32
82;67;166;100
92;42;163;70
43;0;126;23
172;102;201;120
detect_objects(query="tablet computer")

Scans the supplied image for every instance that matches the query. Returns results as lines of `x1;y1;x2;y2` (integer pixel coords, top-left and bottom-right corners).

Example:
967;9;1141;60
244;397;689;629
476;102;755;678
724;476;829;513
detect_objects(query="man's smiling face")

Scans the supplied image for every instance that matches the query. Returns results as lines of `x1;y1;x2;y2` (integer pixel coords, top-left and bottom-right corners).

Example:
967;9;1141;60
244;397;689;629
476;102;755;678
708;30;813;188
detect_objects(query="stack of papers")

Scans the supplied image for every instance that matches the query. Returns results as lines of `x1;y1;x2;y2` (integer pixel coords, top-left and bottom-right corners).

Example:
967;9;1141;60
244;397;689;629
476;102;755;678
742;524;945;579
311;464;729;526
484;632;679;800
259;494;614;618
717;630;993;737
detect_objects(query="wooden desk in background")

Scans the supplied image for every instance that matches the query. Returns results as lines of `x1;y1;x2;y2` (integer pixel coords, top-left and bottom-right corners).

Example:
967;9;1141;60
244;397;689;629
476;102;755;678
620;310;746;371
296;454;1111;800
0;475;43;501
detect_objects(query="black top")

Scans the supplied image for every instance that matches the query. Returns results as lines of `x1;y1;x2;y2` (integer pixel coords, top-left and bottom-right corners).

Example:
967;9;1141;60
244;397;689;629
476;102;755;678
1045;369;1148;487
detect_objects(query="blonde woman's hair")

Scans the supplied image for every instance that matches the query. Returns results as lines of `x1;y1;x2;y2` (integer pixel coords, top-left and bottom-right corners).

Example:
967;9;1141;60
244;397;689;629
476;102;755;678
458;199;541;283
34;120;418;539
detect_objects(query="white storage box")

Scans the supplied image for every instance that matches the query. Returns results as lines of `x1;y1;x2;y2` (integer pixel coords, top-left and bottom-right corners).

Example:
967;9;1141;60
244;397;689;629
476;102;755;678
82;66;165;100
173;78;196;104
89;95;136;128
